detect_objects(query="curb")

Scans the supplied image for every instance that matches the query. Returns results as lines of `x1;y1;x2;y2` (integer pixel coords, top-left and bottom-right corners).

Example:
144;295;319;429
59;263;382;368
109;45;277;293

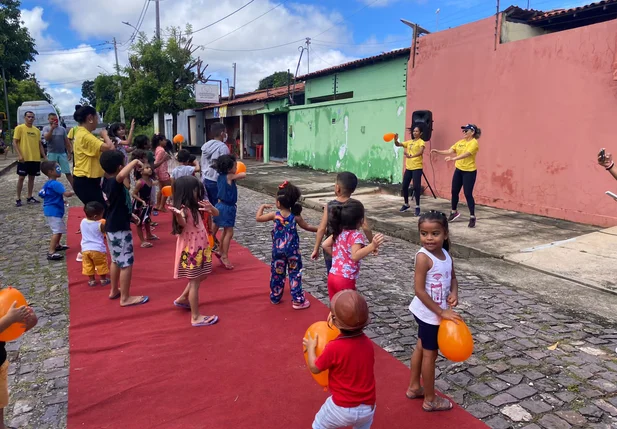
240;178;491;260
0;161;17;178
240;177;617;297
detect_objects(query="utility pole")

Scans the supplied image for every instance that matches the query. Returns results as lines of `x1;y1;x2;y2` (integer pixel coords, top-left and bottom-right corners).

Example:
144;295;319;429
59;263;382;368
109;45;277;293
1;66;11;134
155;0;161;40
305;37;311;73
232;62;237;89
494;0;500;51
113;37;126;123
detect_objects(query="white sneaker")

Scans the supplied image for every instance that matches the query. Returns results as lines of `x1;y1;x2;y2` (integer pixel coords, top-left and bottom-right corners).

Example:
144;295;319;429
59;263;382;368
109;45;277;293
76;252;83;262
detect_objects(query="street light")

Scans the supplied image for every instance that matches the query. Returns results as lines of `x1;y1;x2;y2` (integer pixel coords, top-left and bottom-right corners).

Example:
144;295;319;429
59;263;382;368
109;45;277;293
122;21;138;32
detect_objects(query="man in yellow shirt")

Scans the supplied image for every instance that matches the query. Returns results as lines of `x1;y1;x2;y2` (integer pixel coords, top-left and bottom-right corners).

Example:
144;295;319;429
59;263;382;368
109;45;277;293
14;111;46;207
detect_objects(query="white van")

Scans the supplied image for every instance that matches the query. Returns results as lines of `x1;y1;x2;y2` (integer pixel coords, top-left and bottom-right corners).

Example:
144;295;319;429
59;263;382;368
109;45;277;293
17;101;58;129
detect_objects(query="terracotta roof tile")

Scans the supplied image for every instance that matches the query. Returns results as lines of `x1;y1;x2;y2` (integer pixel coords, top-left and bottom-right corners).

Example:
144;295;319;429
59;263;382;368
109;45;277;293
297;48;411;81
196;83;304;110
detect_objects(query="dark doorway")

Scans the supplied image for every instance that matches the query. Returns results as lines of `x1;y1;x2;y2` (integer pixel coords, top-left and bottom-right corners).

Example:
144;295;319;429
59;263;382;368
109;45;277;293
269;113;288;161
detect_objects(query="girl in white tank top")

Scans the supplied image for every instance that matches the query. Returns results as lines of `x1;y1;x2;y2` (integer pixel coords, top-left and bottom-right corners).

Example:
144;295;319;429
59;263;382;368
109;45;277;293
406;211;464;413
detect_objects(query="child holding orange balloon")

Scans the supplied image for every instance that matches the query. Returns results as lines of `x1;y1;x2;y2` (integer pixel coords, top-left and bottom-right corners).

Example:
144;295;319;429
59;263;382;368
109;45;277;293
132;163;158;248
0;287;37;429
256;181;317;309
212;155;245;270
322;199;384;300
406;210;462;412
304;290;376;429
169;176;219;327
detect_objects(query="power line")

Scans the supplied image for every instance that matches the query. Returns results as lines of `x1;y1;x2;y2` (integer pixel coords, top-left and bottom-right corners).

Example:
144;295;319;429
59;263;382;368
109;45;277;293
203;0;291;46
44;77;98;87
121;0;150;46
312;38;410;47
37;47;114;56
202;39;304;52
37;42;109;54
190;0;257;34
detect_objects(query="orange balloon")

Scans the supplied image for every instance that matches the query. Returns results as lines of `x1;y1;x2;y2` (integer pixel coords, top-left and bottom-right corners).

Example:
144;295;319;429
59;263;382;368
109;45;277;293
208;235;214;248
235;161;246;174
173;134;184;144
383;132;396;142
304;321;341;388
162;186;172;197
438;319;474;362
0;287;27;342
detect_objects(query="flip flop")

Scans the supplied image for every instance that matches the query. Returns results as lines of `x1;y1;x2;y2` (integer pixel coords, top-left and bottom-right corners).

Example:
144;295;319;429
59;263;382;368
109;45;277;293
192;315;218;327
140;242;153;248
109;292;121;300
173;300;191;309
423;397;453;412
406;387;425;399
122;296;149;307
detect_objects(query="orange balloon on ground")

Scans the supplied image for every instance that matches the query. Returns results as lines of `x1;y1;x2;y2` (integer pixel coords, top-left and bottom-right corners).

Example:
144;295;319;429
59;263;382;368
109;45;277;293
236;161;246;174
173;134;184;144
162;186;172;197
383;132;396;142
438;319;474;362
304;321;341;388
0;287;27;342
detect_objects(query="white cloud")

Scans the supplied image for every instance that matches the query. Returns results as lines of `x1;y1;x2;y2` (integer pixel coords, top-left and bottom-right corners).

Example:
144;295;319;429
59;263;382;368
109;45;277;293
26;1;405;114
21;7;58;51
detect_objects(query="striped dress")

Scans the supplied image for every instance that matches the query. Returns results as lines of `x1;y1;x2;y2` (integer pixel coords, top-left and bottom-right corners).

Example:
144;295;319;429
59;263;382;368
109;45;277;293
174;211;213;279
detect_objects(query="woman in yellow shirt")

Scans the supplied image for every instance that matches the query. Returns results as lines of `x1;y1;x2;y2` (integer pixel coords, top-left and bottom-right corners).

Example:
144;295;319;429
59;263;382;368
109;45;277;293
394;125;425;216
72;106;114;209
431;124;481;228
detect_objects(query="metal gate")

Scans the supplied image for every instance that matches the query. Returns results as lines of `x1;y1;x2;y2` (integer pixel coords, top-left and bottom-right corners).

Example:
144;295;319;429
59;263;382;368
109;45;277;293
268;113;287;161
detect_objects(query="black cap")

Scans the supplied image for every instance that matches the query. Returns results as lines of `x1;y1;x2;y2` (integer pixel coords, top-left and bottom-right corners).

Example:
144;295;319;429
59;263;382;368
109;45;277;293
461;124;477;132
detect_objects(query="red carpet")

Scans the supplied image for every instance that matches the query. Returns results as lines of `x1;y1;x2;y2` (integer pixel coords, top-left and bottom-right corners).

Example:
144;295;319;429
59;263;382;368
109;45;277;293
66;207;486;429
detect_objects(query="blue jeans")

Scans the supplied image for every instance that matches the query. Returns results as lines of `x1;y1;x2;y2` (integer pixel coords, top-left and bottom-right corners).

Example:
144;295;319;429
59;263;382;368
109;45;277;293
204;179;218;206
313;396;375;429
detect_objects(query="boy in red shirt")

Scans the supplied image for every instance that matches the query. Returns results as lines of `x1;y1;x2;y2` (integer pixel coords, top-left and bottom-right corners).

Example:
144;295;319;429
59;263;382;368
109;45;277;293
304;290;376;429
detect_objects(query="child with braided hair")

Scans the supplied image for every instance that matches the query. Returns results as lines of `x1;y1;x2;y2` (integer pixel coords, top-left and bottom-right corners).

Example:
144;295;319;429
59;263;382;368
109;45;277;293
256;181;317;309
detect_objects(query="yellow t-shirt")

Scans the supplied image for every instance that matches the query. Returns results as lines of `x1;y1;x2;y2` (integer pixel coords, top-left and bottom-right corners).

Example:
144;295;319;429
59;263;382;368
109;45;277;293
13;124;41;162
73;127;104;178
67;127;76;140
450;138;479;172
401;139;425;171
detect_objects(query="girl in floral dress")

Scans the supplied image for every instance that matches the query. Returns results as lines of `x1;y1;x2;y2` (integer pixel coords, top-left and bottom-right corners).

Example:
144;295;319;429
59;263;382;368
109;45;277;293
169;175;220;327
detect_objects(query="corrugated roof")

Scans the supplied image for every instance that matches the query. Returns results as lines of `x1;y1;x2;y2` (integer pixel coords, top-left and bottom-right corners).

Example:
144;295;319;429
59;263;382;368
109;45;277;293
504;0;617;23
530;0;617;21
296;48;411;81
195;82;304;110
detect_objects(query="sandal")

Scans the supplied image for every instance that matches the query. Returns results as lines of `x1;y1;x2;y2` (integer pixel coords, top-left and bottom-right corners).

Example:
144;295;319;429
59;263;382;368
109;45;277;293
192;315;219;327
100;279;111;286
406;387;425;399
423;397;453;412
140;242;153;248
47;253;63;261
55;244;70;251
88;280;98;287
173;299;191;309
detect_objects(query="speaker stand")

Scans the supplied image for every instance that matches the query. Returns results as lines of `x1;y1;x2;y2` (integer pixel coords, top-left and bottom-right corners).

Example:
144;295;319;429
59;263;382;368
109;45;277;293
409;173;437;200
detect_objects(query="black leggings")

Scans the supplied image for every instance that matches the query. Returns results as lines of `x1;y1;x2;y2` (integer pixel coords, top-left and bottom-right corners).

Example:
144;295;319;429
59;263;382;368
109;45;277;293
73;176;106;209
451;168;477;216
402;169;423;206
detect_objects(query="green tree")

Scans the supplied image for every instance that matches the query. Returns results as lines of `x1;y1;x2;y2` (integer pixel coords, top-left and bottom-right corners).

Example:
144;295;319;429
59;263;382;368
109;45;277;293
126;26;208;135
5;76;52;124
0;0;37;81
257;71;293;90
93;74;122;121
80;80;96;107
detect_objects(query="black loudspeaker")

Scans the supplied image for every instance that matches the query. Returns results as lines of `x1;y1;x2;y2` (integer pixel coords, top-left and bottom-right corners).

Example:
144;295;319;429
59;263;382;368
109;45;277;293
411;110;433;141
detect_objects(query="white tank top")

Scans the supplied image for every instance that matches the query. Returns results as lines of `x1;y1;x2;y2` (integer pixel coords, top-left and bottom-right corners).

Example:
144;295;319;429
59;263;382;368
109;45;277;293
80;219;107;253
409;247;452;326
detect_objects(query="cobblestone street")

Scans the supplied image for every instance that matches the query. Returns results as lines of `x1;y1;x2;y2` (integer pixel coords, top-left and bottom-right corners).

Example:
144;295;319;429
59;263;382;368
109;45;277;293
1;167;617;428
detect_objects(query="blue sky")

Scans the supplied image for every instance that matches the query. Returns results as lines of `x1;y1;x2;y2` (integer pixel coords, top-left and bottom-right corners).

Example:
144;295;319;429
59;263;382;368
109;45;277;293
19;0;589;113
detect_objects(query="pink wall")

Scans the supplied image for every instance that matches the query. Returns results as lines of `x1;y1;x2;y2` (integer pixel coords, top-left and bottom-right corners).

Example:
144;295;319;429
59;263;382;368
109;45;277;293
406;16;617;226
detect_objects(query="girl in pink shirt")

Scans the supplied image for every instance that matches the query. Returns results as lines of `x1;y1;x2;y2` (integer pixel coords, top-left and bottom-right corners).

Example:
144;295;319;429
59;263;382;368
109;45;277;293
153;133;171;212
322;199;384;300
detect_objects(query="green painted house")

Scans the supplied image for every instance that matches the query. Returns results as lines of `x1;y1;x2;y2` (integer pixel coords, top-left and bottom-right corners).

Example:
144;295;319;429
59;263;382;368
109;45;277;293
288;48;410;183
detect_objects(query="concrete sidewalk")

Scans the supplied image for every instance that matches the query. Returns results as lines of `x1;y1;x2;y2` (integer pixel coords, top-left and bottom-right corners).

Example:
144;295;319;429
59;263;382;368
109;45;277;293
0;153;17;177
240;161;616;295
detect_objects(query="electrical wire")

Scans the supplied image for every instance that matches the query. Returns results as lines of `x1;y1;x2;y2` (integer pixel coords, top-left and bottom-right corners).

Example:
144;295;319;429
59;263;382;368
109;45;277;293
202;39;304;52
37;47;114;56
121;0;150;46
37;42;109;54
190;0;257;34
311;38;410;47
203;0;291;46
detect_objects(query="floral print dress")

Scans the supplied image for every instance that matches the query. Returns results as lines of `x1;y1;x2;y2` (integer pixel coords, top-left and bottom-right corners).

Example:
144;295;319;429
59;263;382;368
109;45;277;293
174;211;213;279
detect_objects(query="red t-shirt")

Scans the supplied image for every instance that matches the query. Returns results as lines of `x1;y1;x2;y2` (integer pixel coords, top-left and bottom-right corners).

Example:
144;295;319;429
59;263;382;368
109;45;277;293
315;333;376;408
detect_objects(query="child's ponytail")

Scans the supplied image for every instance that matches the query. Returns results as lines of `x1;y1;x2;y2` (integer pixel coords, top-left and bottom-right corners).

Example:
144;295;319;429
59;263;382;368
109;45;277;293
329;205;344;242
276;181;303;216
443;237;451;252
